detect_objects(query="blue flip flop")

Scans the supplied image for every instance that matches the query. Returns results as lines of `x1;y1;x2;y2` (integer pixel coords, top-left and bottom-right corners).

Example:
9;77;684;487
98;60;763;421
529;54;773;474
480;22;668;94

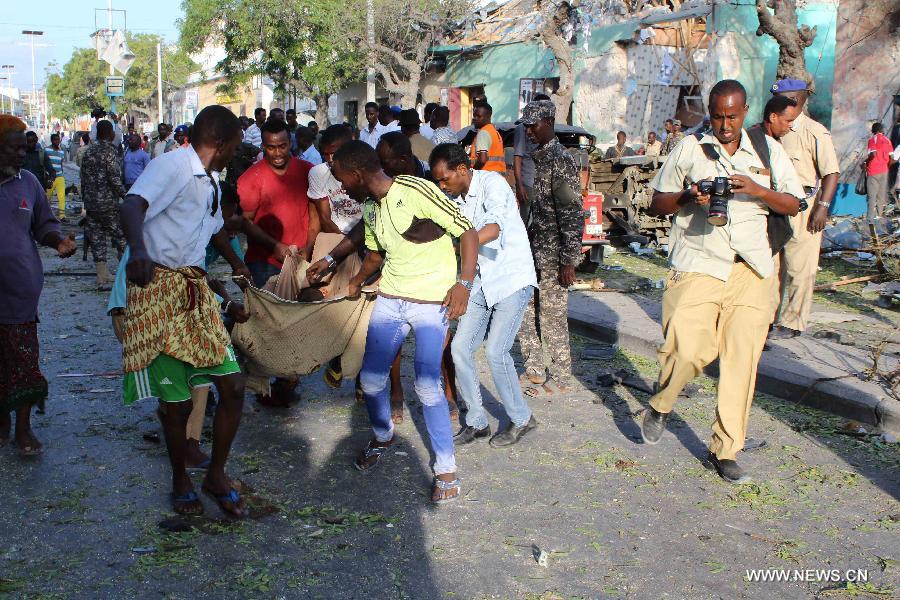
172;490;204;515
203;487;249;518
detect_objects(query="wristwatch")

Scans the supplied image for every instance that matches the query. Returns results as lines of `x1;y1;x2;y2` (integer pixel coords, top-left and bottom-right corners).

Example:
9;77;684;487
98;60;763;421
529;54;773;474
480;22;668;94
458;278;474;291
323;254;336;266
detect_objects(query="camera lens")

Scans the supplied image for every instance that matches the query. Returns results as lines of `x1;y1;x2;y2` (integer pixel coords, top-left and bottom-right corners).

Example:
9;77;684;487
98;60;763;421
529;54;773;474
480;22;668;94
707;197;728;226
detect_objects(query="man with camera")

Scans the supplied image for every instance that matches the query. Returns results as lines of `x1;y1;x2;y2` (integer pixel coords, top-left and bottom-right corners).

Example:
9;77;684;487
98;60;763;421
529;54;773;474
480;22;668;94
640;80;804;484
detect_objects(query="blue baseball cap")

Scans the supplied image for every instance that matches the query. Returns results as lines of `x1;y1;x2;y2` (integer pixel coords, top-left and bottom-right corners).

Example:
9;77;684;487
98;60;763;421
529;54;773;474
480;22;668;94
771;78;809;94
174;124;189;134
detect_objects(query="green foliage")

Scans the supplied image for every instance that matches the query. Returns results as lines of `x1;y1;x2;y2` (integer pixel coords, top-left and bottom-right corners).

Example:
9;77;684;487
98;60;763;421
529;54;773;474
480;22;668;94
46;33;195;120
178;0;363;98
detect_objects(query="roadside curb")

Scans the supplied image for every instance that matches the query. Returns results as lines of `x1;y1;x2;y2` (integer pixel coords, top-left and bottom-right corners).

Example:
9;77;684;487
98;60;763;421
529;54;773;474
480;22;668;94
567;304;900;435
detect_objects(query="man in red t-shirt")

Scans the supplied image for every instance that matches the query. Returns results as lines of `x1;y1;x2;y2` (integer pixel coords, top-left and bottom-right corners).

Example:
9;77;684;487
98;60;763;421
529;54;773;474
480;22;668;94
865;122;893;221
238;119;314;287
237;118;314;406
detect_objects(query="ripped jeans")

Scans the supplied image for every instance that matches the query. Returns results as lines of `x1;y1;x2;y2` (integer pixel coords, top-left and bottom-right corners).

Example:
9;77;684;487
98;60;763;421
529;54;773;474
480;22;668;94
359;296;456;475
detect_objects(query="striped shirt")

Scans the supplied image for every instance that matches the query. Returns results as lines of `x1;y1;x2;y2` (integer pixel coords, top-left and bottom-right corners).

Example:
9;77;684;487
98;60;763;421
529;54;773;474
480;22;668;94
364;175;473;302
46;148;65;179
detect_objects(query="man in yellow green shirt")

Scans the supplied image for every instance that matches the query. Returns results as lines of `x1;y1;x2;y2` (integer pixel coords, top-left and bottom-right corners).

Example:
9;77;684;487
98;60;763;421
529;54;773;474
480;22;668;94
315;140;478;503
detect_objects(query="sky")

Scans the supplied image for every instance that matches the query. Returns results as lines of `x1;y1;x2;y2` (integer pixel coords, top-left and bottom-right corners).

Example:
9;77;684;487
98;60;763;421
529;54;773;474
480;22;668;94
0;0;185;91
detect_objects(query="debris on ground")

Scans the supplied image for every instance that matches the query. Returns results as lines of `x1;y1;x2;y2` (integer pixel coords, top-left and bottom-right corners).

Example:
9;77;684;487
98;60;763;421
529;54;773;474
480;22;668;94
532;545;549;567
597;369;699;397
582;344;618;360
569;279;607;292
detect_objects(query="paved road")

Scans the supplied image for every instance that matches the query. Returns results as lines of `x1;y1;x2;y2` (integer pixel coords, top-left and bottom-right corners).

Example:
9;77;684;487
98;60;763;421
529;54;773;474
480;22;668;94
1;248;898;599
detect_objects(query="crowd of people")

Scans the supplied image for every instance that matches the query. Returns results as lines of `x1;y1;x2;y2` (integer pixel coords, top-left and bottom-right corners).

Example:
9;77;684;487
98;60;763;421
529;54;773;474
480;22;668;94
0;74;897;517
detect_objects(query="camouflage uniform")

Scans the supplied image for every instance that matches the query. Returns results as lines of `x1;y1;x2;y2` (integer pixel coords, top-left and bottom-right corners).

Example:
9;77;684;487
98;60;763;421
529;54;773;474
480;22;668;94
80;140;126;263
516;100;584;385
661;130;685;155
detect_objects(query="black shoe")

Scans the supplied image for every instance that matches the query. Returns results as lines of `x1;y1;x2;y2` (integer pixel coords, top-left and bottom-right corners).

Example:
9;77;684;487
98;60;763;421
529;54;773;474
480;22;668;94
706;452;751;484
453;425;491;445
489;416;537;448
767;326;800;341
640;406;670;445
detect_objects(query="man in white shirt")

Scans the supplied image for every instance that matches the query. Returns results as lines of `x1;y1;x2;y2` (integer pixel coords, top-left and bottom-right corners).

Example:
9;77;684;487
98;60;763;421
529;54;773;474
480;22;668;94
359;102;384;149
119;105;254;519
430;142;539;448
378;104;401;133
243;107;266;148
419;102;438;141
308;124;363;234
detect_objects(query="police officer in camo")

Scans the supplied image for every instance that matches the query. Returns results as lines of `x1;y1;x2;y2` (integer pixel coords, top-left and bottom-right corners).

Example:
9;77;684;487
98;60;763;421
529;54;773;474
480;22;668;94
80;119;127;290
516;100;584;395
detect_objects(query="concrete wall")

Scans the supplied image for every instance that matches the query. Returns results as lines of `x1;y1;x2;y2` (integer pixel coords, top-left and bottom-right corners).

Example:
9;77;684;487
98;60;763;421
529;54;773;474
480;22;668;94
831;0;900;177
710;0;838;127
573;45;629;142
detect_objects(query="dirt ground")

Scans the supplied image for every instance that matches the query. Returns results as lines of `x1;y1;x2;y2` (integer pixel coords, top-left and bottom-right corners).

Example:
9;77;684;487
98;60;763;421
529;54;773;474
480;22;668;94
0;245;898;600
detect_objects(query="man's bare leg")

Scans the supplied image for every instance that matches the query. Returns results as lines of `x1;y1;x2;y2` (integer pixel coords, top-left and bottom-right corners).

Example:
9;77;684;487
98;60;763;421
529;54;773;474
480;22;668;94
185;386;210;468
13;403;42;454
202;372;249;518
0;411;10;446
157;400;202;514
442;331;459;420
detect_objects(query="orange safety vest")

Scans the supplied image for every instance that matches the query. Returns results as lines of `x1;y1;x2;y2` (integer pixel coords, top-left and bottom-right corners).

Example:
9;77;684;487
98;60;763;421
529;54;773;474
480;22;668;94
470;123;506;173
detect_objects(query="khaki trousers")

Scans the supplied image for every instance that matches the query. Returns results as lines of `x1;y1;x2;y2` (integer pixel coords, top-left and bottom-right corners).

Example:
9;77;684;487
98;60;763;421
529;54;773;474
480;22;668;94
113;312;208;442
649;263;773;460
774;208;822;331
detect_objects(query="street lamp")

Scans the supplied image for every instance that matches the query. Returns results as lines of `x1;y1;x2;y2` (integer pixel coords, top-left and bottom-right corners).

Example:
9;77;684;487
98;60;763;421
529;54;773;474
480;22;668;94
22;31;43;126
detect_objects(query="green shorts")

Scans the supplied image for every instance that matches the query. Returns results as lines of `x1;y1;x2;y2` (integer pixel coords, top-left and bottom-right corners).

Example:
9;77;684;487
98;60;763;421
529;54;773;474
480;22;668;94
123;347;240;405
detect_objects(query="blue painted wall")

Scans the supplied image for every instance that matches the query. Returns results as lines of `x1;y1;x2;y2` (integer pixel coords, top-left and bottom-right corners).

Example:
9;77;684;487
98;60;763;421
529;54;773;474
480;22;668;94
446;42;558;123
711;0;837;127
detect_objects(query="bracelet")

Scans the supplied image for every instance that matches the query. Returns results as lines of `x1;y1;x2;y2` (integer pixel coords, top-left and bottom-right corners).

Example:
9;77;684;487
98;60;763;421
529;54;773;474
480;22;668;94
222;300;232;313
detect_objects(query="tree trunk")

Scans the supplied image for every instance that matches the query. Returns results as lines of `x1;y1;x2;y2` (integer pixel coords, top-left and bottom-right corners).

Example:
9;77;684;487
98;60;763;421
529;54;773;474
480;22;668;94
540;0;576;123
314;94;330;126
399;74;421;109
756;0;818;91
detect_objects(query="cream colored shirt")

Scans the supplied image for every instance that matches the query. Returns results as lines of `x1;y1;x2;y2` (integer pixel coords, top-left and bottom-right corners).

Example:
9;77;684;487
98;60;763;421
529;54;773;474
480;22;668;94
651;130;804;281
779;112;840;189
645;140;663;157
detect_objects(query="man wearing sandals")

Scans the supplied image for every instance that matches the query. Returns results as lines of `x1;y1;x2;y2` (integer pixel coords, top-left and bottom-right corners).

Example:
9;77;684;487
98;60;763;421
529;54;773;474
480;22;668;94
516;100;584;395
328;140;479;503
0;115;77;456
119;105;255;517
429;143;539;447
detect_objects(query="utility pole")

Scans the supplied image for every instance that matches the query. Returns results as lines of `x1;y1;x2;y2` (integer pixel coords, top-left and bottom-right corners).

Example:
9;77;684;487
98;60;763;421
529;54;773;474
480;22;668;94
107;0;116;114
21;31;44;127
156;43;164;125
366;0;375;105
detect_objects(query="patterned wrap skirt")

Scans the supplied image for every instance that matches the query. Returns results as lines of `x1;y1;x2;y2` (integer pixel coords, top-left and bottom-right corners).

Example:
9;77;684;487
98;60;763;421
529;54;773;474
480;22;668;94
0;322;48;413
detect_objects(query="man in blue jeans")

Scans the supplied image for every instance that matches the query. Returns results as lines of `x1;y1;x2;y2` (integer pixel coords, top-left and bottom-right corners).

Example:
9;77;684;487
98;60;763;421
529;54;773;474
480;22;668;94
430;143;539;447
327;140;478;504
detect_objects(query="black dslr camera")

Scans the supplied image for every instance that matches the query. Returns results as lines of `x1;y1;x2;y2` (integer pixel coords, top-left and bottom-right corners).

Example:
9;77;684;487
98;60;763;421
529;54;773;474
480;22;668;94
697;177;732;226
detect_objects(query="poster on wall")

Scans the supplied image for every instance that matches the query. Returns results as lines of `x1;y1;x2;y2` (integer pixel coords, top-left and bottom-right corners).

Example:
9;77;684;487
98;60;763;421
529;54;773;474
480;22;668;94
519;78;544;114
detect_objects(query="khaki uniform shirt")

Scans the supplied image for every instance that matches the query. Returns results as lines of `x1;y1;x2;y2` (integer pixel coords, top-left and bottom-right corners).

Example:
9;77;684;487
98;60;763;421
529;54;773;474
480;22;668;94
779;112;840;190
651;130;804;281
645;140;663;157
